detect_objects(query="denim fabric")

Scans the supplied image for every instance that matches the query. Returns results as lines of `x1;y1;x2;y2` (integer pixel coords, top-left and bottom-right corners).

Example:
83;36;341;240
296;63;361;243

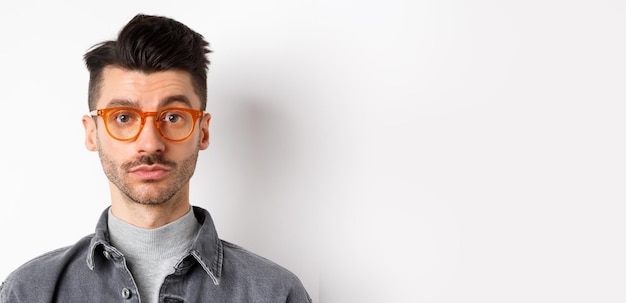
0;206;311;303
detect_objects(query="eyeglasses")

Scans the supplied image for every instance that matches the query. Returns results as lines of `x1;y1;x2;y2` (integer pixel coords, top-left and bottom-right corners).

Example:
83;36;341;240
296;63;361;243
90;107;206;142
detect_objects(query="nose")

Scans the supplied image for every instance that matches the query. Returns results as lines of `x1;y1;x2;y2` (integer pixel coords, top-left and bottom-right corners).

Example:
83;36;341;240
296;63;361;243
135;115;165;154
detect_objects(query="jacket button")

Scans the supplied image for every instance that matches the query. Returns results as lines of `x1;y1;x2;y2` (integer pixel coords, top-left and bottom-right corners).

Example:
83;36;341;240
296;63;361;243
121;288;131;299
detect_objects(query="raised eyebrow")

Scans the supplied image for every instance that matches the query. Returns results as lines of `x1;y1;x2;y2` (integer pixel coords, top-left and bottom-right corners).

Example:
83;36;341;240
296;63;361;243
105;99;138;108
160;95;193;108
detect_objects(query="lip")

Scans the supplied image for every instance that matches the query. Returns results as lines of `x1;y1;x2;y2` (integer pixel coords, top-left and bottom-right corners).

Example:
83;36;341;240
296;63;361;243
128;165;171;180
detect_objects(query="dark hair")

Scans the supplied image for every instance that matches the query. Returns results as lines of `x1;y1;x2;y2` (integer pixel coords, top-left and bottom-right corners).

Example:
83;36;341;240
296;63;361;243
84;14;211;111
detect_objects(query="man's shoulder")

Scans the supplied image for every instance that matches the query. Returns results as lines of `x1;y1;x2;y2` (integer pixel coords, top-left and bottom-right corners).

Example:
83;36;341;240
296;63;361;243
219;240;312;302
9;233;94;274
222;240;291;272
1;234;95;298
220;240;304;283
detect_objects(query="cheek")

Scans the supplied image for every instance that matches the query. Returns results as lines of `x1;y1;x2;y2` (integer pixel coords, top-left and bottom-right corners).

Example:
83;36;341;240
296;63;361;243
171;142;201;160
96;133;127;160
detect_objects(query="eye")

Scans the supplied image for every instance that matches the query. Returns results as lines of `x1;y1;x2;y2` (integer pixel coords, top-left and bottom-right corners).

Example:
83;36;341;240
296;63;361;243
115;114;132;123
110;109;139;125
163;112;183;123
161;109;190;125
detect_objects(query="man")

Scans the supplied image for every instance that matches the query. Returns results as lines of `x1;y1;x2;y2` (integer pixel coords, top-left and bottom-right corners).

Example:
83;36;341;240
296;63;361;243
0;13;311;303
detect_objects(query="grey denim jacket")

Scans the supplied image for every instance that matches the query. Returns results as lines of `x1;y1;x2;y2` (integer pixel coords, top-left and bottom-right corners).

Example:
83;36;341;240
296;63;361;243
0;206;311;303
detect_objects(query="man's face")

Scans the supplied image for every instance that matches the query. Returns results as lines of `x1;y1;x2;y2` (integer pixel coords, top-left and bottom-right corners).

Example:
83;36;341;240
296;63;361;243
83;66;210;206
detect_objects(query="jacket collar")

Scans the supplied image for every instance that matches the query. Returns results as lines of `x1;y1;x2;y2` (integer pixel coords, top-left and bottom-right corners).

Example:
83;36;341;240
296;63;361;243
86;206;223;284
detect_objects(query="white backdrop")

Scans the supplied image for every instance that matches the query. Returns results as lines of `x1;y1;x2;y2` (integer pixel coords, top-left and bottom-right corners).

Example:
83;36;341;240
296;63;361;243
1;1;625;303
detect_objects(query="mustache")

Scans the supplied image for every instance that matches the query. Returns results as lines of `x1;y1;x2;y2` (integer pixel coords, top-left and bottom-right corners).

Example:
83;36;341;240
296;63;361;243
122;154;176;170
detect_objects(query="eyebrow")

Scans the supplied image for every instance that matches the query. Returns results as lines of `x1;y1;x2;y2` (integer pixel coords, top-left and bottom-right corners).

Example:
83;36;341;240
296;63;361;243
102;99;134;108
161;95;193;108
104;95;193;109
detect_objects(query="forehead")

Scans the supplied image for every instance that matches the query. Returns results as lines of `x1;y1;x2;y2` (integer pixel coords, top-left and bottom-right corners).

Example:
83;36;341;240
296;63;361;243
96;66;201;109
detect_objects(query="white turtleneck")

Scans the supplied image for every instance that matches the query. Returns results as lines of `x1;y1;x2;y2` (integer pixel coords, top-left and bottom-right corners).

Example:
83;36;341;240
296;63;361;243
107;207;201;303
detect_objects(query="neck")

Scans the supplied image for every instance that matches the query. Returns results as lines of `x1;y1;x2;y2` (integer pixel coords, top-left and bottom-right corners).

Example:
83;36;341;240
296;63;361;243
109;184;192;229
107;207;199;259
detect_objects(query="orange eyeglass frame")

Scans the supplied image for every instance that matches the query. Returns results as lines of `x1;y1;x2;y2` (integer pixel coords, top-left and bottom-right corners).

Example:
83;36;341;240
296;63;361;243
90;107;207;142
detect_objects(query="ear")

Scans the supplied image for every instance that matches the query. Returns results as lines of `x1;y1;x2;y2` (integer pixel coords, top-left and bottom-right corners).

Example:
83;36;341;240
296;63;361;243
199;113;211;150
82;115;98;151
